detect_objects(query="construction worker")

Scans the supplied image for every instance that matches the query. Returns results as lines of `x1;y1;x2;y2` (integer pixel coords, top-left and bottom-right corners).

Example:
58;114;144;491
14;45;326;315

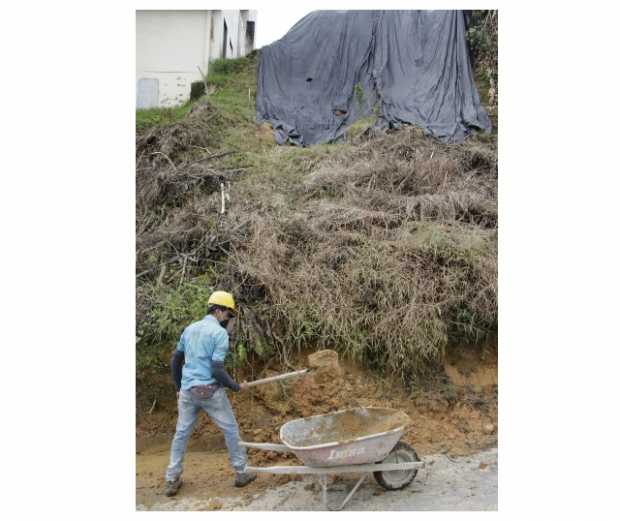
164;290;257;497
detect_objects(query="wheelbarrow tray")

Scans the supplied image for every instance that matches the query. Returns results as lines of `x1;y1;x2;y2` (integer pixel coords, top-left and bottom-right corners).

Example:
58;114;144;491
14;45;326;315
279;407;411;467
240;407;421;510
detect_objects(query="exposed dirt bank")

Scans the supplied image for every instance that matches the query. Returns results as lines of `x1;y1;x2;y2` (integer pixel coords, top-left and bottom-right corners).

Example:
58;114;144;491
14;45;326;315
136;341;497;507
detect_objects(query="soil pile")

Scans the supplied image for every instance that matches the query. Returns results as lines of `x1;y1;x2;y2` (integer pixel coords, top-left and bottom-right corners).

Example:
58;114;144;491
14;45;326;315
291;350;344;417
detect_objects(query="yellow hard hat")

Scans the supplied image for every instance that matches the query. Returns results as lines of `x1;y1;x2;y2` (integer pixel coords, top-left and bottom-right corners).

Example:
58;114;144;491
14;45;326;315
208;290;236;312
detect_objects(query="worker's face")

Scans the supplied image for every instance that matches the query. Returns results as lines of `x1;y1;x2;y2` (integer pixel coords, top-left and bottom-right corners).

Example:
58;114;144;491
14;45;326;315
216;308;235;330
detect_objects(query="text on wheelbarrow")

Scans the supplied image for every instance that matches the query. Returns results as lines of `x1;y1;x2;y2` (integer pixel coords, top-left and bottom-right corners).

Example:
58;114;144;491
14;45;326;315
326;446;366;461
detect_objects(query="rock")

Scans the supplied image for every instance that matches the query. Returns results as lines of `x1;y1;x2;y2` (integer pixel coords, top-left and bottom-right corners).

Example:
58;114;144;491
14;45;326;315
308;349;339;370
483;423;495;434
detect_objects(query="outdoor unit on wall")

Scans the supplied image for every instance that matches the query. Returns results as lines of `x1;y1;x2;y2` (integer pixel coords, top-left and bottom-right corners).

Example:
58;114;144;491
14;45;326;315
136;78;159;109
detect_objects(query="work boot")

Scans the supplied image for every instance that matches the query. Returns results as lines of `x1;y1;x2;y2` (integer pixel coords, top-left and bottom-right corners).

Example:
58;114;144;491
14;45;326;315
234;471;257;488
164;477;182;497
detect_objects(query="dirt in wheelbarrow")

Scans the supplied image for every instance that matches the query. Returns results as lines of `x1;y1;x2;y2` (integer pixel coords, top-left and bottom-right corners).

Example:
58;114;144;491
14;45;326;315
136;340;497;508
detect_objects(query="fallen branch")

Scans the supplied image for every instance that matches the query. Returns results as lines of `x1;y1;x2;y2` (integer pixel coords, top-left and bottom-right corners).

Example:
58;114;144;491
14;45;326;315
192;150;237;164
189;144;212;153
150;151;177;171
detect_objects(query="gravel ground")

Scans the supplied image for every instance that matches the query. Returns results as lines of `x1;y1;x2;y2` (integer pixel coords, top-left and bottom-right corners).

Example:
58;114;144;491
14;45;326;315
137;447;497;511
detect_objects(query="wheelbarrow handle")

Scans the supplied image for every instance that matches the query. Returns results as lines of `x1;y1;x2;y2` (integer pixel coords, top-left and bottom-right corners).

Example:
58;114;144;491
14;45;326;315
244;369;308;388
239;441;292;453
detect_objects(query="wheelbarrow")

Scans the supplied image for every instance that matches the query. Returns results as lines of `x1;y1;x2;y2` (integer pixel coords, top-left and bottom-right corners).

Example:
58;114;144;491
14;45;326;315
240;407;424;510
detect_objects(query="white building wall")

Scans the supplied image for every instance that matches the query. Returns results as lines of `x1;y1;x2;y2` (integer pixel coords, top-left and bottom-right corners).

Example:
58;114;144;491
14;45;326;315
208;10;242;61
136;10;257;109
136;10;208;108
240;10;257;57
223;10;241;59
208;11;223;62
236;10;255;57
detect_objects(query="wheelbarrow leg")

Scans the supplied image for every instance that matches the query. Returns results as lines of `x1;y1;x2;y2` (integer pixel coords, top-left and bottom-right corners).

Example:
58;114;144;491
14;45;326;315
319;474;368;511
320;475;328;509
337;474;367;511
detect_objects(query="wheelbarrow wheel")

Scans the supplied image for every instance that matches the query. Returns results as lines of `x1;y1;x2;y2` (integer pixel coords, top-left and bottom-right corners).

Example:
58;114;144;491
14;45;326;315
373;441;420;491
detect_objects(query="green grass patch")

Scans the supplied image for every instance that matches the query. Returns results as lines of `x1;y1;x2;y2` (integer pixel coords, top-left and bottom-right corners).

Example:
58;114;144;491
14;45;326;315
207;56;257;123
136;101;194;131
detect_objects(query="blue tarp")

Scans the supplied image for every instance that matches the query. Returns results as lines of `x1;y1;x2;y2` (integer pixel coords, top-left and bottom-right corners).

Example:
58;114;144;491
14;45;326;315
256;10;491;146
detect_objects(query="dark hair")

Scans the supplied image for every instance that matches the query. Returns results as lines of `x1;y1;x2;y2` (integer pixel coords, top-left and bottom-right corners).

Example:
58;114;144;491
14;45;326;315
208;304;234;315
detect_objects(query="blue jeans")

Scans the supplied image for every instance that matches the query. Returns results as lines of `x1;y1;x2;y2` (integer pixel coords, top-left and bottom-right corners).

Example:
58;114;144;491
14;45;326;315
165;387;247;482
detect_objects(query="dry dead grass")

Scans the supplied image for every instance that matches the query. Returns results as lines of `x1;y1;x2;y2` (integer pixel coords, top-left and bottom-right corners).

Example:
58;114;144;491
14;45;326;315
136;60;497;387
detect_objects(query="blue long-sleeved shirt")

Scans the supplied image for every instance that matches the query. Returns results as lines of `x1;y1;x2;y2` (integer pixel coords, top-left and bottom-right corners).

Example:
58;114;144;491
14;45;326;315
171;314;239;392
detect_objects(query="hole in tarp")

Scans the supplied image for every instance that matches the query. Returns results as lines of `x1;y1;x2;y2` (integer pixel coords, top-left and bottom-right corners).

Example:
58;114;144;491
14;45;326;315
306;77;312;82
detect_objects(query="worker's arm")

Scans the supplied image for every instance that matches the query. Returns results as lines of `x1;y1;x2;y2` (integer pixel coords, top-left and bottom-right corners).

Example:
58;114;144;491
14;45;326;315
171;329;187;392
212;360;241;392
171;350;185;392
211;328;241;392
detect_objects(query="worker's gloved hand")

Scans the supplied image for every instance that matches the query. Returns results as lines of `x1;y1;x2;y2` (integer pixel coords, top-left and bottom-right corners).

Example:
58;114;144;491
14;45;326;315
239;382;249;391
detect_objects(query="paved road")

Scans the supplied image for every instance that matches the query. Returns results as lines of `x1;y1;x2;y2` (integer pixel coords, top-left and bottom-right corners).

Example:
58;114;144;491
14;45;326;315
138;447;497;511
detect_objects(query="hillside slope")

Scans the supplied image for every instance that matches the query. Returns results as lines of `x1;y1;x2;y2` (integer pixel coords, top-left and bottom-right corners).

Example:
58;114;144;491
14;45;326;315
135;47;497;411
